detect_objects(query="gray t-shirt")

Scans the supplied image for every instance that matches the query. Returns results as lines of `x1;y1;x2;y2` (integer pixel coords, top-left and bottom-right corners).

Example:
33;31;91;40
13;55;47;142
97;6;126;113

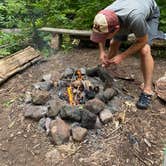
105;0;158;38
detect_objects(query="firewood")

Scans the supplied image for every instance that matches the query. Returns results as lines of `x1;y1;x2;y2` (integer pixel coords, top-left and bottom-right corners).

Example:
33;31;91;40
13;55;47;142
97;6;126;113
86;65;114;89
0;46;42;86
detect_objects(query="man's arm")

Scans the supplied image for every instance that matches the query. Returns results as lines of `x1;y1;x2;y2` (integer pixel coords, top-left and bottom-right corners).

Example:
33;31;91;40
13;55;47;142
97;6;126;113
109;34;148;64
120;34;148;59
98;42;110;65
99;42;105;57
108;39;121;59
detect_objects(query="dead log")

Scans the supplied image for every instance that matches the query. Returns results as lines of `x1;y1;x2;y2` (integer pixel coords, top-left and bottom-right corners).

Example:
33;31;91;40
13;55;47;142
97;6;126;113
0;46;42;86
86;65;114;89
155;72;166;102
38;28;166;50
86;65;131;97
38;27;91;36
0;28;21;33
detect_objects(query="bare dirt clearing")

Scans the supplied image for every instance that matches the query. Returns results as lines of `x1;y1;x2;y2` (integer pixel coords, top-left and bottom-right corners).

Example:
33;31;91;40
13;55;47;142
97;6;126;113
0;48;165;166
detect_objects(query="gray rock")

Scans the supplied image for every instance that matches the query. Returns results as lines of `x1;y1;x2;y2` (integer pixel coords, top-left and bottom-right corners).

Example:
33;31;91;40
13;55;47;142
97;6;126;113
42;74;52;82
79;68;86;75
99;109;113;124
60;105;82;122
24;91;32;104
61;67;74;78
38;117;46;131
96;88;117;103
72;126;88;142
85;98;105;114
33;81;53;91
47;99;63;117
81;109;97;129
45;117;52;135
50;118;70;145
107;96;122;113
38;117;51;134
95;90;105;102
57;80;69;88
103;88;116;102
71;122;80;128
95;116;102;129
24;105;48;120
32;90;50;105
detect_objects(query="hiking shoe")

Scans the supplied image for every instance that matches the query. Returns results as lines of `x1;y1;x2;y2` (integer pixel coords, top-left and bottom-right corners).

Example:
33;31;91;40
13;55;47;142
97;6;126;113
136;92;152;109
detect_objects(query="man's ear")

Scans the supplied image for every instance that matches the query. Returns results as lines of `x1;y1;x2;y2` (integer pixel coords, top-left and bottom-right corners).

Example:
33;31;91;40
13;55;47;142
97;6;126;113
115;25;120;30
113;25;120;33
110;25;120;33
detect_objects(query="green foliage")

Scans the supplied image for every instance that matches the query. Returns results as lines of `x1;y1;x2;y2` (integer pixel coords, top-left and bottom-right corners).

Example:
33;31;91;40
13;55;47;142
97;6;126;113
1;0;166;30
156;0;166;31
41;0;114;29
0;0;166;57
3;99;15;108
0;0;114;29
0;31;31;57
0;0;50;56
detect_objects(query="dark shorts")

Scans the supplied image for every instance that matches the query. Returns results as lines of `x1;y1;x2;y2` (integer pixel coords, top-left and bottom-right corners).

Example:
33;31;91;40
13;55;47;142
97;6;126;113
114;7;164;45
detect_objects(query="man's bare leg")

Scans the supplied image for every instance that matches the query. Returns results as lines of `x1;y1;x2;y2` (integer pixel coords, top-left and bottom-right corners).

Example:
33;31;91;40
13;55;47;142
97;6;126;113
139;44;154;94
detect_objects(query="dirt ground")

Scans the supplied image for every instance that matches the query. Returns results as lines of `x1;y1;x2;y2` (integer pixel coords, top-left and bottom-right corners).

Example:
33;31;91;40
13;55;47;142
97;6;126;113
0;48;165;166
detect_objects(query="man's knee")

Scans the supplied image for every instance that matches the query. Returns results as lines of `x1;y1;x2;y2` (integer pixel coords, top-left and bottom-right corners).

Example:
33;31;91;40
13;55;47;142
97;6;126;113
139;44;151;56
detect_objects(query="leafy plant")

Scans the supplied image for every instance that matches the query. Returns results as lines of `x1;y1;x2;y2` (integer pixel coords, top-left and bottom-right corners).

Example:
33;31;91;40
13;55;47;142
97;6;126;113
156;0;166;31
0;0;165;56
0;31;31;57
3;99;15;108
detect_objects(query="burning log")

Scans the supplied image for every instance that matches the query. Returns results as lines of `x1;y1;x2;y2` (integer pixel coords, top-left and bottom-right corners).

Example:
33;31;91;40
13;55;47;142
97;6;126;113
56;65;119;106
71;80;82;88
76;69;83;80
57;67;101;105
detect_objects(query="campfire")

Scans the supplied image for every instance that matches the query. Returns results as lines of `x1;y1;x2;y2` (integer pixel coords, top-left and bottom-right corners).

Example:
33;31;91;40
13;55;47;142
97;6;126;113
58;68;100;105
23;66;125;145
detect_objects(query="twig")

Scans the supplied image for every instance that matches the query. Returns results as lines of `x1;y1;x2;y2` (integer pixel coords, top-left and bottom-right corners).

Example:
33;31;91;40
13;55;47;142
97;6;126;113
56;146;82;165
133;151;149;166
144;157;154;165
64;146;82;159
133;148;154;165
105;125;122;139
105;133;121;142
0;88;7;92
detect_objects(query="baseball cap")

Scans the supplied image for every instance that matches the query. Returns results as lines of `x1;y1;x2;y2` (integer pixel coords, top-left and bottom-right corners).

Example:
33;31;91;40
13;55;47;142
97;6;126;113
90;10;119;43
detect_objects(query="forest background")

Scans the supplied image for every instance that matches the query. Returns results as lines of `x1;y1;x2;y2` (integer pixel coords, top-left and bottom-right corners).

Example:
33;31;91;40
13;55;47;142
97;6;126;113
0;0;166;56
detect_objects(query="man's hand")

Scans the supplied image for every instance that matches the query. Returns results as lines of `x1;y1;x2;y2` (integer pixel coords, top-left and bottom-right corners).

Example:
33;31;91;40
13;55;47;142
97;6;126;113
108;54;124;64
98;42;111;67
100;52;110;66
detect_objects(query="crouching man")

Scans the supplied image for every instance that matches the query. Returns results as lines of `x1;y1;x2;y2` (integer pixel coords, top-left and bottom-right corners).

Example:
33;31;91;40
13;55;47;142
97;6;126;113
90;0;165;109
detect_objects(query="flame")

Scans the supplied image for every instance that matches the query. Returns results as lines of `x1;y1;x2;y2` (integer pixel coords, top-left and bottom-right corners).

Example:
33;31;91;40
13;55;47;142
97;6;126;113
67;86;75;105
76;70;82;80
66;70;83;105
